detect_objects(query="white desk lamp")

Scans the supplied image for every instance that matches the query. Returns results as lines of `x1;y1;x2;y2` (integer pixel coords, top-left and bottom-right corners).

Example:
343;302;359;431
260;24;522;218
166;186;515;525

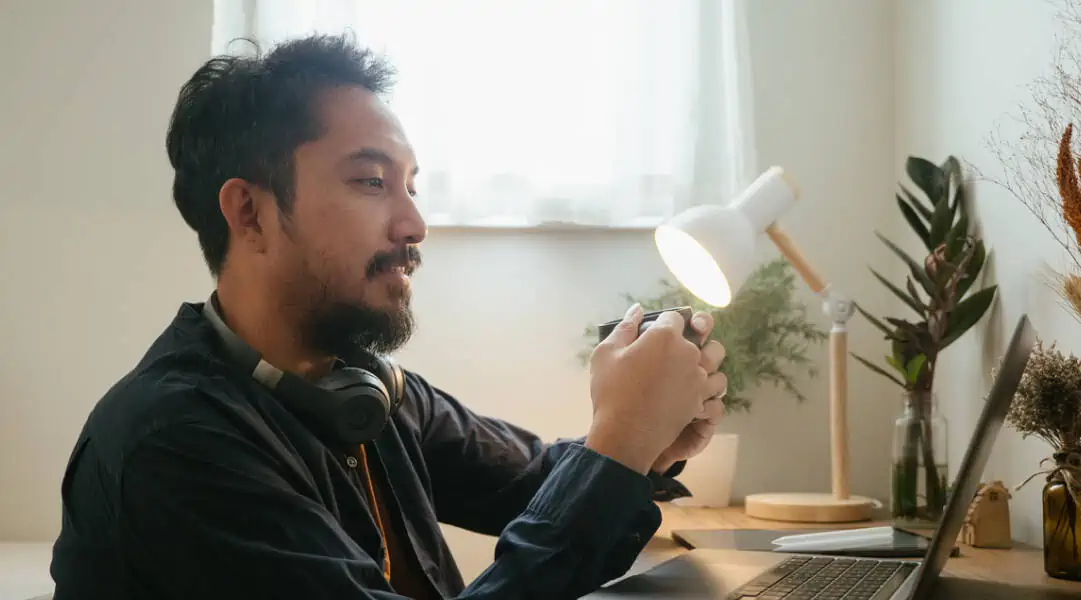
654;166;875;523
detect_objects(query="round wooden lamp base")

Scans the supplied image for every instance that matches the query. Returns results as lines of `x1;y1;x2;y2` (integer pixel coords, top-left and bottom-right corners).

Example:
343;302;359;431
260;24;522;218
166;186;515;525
744;493;876;523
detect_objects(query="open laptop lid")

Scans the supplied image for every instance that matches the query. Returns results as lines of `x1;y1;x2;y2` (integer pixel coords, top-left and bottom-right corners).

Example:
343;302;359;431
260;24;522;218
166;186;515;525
905;314;1036;599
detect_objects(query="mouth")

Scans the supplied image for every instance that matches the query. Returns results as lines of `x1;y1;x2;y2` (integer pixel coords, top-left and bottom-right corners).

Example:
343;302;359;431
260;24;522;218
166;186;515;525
375;264;415;279
367;246;422;281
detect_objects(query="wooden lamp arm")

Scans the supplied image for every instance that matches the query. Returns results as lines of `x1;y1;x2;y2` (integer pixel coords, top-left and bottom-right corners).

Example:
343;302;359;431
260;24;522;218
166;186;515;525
765;224;827;294
764;222;856;502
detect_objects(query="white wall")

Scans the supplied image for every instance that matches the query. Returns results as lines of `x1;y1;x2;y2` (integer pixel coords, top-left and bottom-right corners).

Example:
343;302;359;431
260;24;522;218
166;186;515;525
895;0;1079;546
0;0;217;541
0;0;901;583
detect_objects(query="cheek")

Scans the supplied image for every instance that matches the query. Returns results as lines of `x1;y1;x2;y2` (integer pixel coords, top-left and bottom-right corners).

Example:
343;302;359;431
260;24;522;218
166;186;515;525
288;185;389;291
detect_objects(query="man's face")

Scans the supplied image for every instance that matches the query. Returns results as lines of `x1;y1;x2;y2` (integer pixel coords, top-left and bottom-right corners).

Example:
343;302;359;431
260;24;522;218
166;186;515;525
266;85;427;358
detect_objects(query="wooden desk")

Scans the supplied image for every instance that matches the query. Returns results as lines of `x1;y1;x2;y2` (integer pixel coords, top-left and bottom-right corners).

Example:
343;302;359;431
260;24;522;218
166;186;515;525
630;504;1081;597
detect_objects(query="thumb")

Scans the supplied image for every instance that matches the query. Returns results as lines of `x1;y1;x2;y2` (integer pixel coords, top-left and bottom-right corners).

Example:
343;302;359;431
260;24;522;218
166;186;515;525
603;303;644;349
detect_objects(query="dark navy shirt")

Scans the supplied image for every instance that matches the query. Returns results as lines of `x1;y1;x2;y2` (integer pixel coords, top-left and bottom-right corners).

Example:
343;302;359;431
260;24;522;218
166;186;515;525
50;302;665;599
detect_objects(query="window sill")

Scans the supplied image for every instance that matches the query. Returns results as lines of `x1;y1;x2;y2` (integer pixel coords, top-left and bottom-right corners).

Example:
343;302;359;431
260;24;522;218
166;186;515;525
424;218;665;234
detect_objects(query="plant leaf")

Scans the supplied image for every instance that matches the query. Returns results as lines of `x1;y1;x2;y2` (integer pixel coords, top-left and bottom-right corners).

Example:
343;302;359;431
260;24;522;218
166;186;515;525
905;278;926;309
870;268;925;314
941;156;963;187
886;354;904;374
897;196;932;250
900;186;933;221
907;156;947;206
884;318;928;345
928;188;953;248
952;176;969;223
875;231;937;295
945;213;969;260
905;354;927;383
941;286;997;348
956;240;986;299
852;353;906;387
855;303;903;341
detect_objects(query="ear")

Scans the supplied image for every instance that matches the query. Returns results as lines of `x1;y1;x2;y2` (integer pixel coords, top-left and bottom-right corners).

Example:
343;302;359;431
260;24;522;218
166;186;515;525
219;178;269;254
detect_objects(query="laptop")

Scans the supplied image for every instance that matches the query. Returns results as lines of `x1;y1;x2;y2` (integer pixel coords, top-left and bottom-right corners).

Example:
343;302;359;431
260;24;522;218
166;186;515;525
585;314;1036;600
670;526;957;559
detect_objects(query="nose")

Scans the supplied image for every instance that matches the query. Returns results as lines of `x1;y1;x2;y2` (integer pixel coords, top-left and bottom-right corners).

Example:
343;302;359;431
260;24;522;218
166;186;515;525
390;193;428;245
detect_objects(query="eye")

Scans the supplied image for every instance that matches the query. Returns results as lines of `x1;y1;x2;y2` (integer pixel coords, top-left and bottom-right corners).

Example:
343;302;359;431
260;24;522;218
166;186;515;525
351;177;384;189
407;188;418;198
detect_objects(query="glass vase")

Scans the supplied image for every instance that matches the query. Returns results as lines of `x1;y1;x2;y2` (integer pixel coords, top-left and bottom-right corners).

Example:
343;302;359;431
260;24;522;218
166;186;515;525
891;391;948;527
1043;475;1081;581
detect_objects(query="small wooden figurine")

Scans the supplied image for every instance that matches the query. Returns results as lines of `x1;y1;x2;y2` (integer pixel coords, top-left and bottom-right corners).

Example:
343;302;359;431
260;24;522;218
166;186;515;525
959;480;1013;548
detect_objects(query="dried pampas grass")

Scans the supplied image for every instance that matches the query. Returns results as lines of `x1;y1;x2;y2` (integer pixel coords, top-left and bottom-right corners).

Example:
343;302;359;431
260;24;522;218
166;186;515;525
1048;124;1081;323
1059;124;1081;247
1064;272;1081;318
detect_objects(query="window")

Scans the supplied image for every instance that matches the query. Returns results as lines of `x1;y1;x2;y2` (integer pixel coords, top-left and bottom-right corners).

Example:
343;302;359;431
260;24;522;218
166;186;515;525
213;0;756;229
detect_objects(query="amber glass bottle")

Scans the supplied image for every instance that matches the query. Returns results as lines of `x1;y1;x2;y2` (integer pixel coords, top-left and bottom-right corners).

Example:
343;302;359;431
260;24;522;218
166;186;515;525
1043;475;1081;581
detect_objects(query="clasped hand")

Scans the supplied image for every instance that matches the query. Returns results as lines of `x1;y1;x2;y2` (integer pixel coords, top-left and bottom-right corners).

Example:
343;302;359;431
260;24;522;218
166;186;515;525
586;304;727;476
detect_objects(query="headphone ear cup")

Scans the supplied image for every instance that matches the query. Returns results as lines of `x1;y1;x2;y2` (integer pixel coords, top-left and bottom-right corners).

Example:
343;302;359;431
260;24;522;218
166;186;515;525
378;356;406;412
316;367;392;445
350;353;406;413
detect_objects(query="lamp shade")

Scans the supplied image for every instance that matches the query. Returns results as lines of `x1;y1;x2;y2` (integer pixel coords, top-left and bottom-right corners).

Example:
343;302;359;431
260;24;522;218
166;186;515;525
653;167;799;307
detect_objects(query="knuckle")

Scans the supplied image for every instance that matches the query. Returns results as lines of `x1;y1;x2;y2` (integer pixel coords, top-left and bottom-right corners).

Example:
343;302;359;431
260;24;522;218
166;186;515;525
696;366;709;384
682;340;701;361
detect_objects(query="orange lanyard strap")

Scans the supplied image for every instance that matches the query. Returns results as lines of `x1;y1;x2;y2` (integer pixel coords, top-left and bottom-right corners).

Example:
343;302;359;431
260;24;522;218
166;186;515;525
357;444;392;581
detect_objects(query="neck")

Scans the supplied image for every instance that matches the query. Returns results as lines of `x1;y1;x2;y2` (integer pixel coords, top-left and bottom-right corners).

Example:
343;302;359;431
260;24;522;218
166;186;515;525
214;277;335;381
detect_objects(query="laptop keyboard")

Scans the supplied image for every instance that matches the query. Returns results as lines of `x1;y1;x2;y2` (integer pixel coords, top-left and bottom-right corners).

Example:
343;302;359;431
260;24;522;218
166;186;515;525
725;556;918;599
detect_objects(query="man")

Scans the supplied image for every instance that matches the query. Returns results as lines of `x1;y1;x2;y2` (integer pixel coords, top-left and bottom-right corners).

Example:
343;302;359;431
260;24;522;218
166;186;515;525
50;34;727;599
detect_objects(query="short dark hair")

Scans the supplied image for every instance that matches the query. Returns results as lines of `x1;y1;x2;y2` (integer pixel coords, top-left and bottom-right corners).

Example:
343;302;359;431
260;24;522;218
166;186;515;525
165;34;396;276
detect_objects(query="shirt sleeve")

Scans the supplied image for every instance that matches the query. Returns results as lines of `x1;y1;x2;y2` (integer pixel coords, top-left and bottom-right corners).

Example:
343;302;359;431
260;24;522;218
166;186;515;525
119;409;660;599
410;372;666;536
408;372;574;535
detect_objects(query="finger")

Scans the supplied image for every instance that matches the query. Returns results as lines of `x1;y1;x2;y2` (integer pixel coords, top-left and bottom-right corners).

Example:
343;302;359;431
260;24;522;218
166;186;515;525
690;311;714;344
648;309;688;335
703;371;728;401
699;397;726;423
699;340;726;371
687;418;716;441
600;303;643;349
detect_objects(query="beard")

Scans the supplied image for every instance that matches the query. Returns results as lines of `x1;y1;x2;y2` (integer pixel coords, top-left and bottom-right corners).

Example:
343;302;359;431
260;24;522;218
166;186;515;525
306;299;414;358
299;245;421;359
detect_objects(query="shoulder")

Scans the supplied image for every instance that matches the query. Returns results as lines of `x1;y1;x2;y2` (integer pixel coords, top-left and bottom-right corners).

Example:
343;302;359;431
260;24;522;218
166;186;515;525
391;369;438;429
75;302;260;475
396;369;472;420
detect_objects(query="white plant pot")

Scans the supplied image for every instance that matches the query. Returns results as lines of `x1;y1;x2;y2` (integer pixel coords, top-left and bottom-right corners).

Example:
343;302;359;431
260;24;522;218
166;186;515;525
672;433;739;508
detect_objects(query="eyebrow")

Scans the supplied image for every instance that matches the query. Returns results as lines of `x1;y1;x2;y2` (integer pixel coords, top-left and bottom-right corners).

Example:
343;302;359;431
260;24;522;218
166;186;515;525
343;148;420;176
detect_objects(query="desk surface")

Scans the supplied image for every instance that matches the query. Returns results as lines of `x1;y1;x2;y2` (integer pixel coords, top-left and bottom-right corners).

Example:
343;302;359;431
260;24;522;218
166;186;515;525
636;504;1081;597
0;542;52;600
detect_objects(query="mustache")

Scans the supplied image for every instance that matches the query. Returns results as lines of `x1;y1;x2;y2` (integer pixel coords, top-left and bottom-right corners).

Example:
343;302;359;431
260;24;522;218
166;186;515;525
366;245;422;278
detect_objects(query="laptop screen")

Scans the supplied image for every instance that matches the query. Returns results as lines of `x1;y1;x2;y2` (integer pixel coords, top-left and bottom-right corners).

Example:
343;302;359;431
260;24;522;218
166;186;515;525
908;315;1036;598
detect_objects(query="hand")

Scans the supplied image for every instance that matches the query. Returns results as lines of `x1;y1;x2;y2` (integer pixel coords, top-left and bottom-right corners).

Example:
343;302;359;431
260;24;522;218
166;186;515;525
651;312;728;473
585;304;723;474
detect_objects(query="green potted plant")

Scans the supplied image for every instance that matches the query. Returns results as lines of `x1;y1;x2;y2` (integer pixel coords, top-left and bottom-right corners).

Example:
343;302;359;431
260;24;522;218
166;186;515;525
580;259;827;506
853;155;998;526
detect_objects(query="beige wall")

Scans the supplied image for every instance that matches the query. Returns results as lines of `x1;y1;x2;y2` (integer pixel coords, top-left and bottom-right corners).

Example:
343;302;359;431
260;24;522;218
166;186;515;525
895;0;1080;546
0;0;901;582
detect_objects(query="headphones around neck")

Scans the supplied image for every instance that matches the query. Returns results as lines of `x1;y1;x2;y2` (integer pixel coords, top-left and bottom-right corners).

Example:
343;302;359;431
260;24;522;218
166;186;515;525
201;293;406;446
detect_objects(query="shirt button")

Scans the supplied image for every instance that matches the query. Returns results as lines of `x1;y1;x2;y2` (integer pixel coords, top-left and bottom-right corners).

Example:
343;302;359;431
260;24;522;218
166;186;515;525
346;456;359;468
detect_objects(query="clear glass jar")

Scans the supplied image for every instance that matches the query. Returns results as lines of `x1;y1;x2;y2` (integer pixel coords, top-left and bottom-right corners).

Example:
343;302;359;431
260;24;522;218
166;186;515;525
1043;474;1081;581
891;391;948;526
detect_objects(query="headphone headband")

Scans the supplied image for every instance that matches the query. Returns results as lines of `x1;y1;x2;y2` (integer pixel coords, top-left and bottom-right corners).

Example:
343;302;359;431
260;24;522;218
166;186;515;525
202;293;285;390
200;292;402;446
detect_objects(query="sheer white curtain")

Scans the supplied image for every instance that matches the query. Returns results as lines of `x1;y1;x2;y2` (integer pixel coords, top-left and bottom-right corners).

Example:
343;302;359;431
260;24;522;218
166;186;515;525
213;0;756;229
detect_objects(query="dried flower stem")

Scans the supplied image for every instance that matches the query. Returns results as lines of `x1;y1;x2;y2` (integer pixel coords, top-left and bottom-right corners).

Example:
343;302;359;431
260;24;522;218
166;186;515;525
983;0;1081;313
